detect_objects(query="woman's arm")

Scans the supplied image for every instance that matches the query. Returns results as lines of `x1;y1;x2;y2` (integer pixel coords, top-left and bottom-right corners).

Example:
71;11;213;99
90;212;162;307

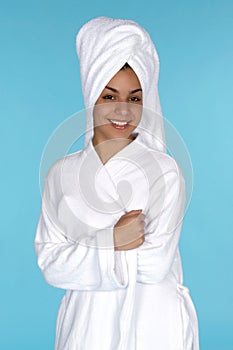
34;175;129;291
137;160;186;284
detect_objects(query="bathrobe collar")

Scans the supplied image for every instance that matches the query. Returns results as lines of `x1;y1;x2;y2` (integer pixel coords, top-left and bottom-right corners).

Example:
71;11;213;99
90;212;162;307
83;131;148;170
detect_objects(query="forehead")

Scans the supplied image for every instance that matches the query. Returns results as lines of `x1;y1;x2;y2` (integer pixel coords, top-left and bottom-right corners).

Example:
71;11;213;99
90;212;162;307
106;69;142;89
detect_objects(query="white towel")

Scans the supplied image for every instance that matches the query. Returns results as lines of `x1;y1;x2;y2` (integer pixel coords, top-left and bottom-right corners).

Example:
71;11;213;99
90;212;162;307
76;16;166;153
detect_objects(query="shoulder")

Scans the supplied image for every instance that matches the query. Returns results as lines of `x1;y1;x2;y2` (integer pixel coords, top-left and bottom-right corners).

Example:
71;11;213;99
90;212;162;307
144;150;186;207
149;149;183;175
44;149;84;187
137;141;184;178
141;146;186;193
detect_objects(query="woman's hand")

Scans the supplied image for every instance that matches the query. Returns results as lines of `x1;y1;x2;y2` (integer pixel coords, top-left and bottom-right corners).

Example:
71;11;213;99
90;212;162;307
114;209;145;251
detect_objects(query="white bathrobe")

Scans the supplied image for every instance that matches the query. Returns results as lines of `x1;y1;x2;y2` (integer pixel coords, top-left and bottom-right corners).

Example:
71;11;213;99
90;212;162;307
35;16;199;350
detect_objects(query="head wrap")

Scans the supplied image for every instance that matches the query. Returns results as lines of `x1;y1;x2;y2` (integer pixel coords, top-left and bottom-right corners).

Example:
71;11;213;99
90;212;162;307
76;16;166;153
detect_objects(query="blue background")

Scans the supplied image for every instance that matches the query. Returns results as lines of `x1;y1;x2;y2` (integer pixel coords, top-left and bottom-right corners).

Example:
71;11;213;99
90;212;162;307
1;1;232;349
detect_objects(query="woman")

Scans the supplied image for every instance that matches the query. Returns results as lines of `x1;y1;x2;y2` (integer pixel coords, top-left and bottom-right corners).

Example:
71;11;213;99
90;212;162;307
35;16;199;349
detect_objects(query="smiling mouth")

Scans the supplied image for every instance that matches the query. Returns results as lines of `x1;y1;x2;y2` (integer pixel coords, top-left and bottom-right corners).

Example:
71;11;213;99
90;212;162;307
108;119;131;126
108;119;131;130
107;119;132;130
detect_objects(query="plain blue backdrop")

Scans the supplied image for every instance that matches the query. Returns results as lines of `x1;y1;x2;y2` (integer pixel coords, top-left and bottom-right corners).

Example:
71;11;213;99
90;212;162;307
1;0;232;349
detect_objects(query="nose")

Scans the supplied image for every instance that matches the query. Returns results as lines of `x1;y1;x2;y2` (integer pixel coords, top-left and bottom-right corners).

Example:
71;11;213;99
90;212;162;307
114;102;130;118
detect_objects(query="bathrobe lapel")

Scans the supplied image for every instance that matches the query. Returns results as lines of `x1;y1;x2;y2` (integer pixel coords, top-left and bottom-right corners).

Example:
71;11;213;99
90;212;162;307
82;136;151;348
83;135;152;216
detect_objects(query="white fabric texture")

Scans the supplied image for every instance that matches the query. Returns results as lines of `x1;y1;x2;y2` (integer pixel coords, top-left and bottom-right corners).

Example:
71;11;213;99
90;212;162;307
35;16;199;350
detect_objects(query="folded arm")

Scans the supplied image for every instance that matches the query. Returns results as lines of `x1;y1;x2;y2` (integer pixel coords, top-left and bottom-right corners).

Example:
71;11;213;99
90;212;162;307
34;175;129;291
137;160;186;284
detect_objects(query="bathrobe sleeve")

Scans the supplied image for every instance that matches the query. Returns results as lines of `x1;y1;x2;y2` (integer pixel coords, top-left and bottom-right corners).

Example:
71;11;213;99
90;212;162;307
34;173;129;292
136;156;186;284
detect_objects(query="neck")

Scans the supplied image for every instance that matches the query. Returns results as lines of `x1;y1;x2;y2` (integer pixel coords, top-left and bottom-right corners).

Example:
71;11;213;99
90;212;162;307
92;134;136;165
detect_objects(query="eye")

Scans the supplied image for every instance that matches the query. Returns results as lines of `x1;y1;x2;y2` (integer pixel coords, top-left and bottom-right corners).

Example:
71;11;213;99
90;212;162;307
102;95;115;100
129;96;141;102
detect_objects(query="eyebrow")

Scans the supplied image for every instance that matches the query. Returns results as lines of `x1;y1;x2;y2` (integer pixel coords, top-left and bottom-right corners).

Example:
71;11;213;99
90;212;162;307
105;86;142;94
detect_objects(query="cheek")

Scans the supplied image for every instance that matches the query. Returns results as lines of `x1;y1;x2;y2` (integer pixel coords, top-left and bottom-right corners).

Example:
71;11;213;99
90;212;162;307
93;103;114;127
130;105;143;125
94;103;114;119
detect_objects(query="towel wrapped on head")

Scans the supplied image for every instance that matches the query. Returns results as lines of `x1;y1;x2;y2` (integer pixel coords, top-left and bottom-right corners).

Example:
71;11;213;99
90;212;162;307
76;16;166;152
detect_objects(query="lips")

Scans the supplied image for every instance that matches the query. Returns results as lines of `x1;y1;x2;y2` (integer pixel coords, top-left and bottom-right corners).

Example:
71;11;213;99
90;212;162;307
108;119;130;126
107;119;131;130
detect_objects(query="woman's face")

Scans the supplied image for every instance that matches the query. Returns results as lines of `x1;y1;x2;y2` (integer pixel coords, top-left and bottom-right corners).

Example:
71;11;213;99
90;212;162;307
93;67;143;145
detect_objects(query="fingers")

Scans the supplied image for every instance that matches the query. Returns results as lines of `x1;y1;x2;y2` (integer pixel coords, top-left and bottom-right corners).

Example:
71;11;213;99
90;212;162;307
124;210;145;219
123;209;142;217
115;234;145;251
139;235;145;244
122;211;146;229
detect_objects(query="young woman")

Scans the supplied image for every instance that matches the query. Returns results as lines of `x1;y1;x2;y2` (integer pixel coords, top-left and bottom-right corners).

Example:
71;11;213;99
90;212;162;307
35;17;199;349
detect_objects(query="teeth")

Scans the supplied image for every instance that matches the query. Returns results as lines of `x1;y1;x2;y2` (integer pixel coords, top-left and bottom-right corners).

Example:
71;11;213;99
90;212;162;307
110;119;128;126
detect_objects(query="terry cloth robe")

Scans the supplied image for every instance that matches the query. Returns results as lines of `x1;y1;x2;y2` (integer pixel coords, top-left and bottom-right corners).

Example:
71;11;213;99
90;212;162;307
34;16;199;350
35;135;199;349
